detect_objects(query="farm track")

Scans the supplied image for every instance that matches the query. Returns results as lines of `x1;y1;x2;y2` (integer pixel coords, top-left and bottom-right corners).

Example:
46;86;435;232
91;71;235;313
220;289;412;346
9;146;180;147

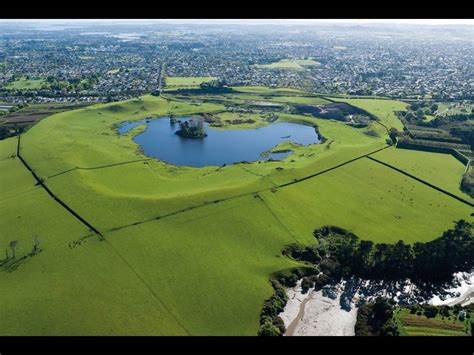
366;156;474;207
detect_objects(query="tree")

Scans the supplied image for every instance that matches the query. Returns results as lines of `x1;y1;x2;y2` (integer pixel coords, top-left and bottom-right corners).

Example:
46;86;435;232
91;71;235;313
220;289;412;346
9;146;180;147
258;321;281;336
416;108;425;119
404;111;415;121
388;128;400;144
9;240;18;259
410;103;420;111
423;305;438;319
31;235;40;255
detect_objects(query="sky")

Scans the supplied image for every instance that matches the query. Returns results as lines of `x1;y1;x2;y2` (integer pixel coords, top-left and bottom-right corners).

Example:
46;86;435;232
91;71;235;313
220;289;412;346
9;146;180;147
0;19;473;26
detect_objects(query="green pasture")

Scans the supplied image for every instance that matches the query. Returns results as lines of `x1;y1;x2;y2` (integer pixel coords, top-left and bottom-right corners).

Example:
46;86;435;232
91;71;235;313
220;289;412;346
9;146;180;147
1;87;470;335
394;308;470;336
254;58;320;70
332;97;407;131
267;96;330;105
105;195;307;335
230;86;304;95
260;157;472;243
4;77;46;91
165;76;216;88
371;147;473;203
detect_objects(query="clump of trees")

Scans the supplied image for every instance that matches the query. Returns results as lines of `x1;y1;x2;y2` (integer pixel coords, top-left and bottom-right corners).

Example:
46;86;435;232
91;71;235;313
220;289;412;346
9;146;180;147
3;236;42;268
355;297;399;336
283;220;473;289
175;118;207;139
258;220;473;336
460;165;474;198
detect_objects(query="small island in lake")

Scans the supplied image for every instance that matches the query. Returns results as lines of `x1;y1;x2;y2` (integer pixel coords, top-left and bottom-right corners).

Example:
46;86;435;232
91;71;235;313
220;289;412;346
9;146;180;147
175;118;207;139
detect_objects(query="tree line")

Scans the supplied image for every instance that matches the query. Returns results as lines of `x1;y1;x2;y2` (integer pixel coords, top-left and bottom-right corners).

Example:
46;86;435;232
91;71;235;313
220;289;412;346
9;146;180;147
285;220;473;285
258;220;472;336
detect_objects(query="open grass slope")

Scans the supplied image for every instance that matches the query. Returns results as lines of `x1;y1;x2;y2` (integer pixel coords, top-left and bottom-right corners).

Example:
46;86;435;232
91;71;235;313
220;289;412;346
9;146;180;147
260;157;473;244
41;111;386;231
104;195;307;335
45;159;275;231
2;88;471;335
19;92;391;232
0;191;305;335
0;138;91;258
20;95;225;178
267;96;330;105
0;136;17;160
371;147;474;203
165;76;216;88
230;86;304;95
0;237;189;335
331;97;407;131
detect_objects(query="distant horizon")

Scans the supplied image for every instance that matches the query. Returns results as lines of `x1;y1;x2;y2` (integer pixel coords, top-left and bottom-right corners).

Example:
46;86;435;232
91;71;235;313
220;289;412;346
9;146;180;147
0;19;473;26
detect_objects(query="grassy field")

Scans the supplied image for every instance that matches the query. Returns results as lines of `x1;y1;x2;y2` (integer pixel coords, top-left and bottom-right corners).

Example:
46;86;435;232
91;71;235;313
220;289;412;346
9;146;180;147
394;308;470;336
0;136;17;159
0;102;92;125
4;77;47;91
267;96;330;105
165;76;216;88
230;86;304;95
436;102;473;117
371;147;473;203
332;98;407;131
0;236;190;335
106;68;120;75
1;87;471;335
0;146;91;265
254;59;320;70
260;157;472;243
105;195;307;335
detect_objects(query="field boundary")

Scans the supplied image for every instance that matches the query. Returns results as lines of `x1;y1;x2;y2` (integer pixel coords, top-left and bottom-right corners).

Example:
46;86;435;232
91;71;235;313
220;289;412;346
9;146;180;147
366;155;474;207
254;193;298;242
278;145;390;188
105;145;392;233
102;239;192;335
46;158;153;179
16;135;105;238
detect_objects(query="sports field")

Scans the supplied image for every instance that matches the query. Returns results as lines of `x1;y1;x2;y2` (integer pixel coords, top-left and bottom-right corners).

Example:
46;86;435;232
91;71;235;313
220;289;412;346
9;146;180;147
4;77;46;90
254;59;320;70
165;76;216;88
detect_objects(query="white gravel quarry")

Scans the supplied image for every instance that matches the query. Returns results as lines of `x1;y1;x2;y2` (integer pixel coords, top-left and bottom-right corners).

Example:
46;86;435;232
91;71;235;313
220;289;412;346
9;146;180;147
279;281;358;336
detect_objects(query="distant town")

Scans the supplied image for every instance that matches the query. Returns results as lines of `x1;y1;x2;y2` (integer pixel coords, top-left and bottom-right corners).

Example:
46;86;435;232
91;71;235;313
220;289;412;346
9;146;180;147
0;21;472;105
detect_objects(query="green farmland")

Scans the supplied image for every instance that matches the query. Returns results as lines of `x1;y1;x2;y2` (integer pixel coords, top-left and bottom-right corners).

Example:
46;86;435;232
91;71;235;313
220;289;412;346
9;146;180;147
165;76;216;89
1;87;471;335
254;58;320;70
3;77;47;91
393;307;472;336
